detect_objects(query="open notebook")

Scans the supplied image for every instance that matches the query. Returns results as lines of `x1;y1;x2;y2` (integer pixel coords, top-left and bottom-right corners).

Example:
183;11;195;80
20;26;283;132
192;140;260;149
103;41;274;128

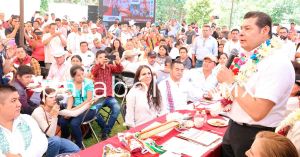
177;128;221;146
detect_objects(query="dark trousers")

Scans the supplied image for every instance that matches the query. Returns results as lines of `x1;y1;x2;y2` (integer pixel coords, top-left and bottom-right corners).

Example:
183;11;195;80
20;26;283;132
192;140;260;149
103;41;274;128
58;109;96;148
221;120;275;157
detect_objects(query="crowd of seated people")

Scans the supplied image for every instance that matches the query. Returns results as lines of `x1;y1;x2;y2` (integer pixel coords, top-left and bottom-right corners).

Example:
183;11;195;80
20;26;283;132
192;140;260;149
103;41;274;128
0;10;300;156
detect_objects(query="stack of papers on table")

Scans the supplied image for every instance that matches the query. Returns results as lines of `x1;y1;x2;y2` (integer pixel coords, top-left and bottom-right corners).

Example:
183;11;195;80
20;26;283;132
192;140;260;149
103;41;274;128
161;128;222;157
177;128;221;146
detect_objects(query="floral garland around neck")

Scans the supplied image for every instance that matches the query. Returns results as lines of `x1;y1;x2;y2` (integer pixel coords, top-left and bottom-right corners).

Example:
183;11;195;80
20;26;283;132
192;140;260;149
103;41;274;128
275;109;300;136
219;37;282;112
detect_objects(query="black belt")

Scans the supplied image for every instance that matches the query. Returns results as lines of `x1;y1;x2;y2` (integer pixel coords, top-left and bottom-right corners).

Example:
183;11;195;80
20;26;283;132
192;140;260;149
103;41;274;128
230;120;276;131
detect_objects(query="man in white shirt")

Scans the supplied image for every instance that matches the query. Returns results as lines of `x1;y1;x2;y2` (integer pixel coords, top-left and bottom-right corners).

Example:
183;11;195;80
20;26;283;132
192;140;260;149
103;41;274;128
42;23;67;69
223;29;243;55
81;22;94;49
90;23;102;41
217;11;295;157
158;61;190;112
121;24;133;45
77;41;95;70
0;20;6;40
169;42;180;59
47;51;70;82
185;54;218;102
67;23;83;55
140;51;161;74
55;18;68;38
278;27;296;61
0;85;48;156
191;24;218;68
108;19;120;35
141;21;151;35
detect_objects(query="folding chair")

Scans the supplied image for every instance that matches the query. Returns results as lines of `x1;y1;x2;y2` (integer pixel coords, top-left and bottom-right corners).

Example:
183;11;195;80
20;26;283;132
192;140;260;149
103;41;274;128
80;106;99;149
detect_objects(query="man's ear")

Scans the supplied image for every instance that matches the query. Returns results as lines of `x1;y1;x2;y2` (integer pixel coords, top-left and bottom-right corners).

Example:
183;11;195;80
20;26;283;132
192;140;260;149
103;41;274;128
16;75;21;80
261;25;271;36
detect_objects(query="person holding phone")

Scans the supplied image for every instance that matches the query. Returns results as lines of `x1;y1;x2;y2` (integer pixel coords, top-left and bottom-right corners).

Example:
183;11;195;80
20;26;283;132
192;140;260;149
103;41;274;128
25;29;45;67
91;50;123;140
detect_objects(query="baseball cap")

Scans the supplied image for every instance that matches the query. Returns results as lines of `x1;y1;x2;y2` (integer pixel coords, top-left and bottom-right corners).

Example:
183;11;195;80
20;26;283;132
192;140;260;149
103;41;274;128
203;54;217;63
91;23;98;29
123;50;136;58
147;51;157;58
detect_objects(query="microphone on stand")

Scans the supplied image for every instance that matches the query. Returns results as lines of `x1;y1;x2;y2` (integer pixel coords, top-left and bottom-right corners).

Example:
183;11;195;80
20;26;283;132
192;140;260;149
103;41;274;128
225;48;239;68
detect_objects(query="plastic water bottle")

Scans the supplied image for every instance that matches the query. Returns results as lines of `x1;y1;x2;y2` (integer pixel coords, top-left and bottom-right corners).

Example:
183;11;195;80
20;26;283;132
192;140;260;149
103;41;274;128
194;111;206;128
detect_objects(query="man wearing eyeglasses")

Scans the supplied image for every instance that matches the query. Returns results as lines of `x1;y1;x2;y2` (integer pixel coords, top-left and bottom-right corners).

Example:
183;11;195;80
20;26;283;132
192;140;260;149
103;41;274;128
5;15;21;46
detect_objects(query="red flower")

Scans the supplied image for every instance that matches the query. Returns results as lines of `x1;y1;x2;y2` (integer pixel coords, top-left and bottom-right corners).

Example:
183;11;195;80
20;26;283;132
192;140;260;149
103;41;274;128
229;65;234;70
232;68;239;75
233;58;240;64
254;50;258;54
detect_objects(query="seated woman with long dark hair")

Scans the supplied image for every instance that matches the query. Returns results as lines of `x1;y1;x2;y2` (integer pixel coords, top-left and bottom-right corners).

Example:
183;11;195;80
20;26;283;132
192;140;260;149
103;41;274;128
125;65;165;127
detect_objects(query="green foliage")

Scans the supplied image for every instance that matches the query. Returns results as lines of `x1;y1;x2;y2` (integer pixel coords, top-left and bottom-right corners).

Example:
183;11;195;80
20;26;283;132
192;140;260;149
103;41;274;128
184;0;213;26
217;0;300;29
40;0;49;13
156;0;186;23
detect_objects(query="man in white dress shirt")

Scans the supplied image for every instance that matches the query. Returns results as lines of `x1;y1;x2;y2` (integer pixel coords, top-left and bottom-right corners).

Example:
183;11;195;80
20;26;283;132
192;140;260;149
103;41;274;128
191;24;218;68
278;27;296;61
223;29;242;55
77;41;95;70
217;11;295;157
67;23;83;55
185;54;218;102
158;61;190;112
141;51;161;74
42;23;67;69
90;24;102;41
0;85;48;156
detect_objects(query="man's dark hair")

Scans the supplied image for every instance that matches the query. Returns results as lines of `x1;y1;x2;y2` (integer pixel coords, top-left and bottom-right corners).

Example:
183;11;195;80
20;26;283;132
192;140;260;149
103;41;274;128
179;47;188;53
231;28;240;33
203;24;211;29
0;85;18;104
159;38;166;42
80;41;88;46
16;65;34;77
96;50;107;58
55;18;61;22
11;15;19;20
70;65;84;78
280;27;289;33
49;23;57;27
171;60;184;69
0;85;17;93
244;11;272;38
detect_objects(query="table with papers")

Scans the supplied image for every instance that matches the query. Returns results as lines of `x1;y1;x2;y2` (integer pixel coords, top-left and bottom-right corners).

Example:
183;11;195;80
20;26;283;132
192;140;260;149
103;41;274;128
78;110;228;157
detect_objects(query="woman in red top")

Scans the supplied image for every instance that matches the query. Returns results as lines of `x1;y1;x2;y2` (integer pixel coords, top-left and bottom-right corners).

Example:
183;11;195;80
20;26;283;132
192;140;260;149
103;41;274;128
27;29;45;67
